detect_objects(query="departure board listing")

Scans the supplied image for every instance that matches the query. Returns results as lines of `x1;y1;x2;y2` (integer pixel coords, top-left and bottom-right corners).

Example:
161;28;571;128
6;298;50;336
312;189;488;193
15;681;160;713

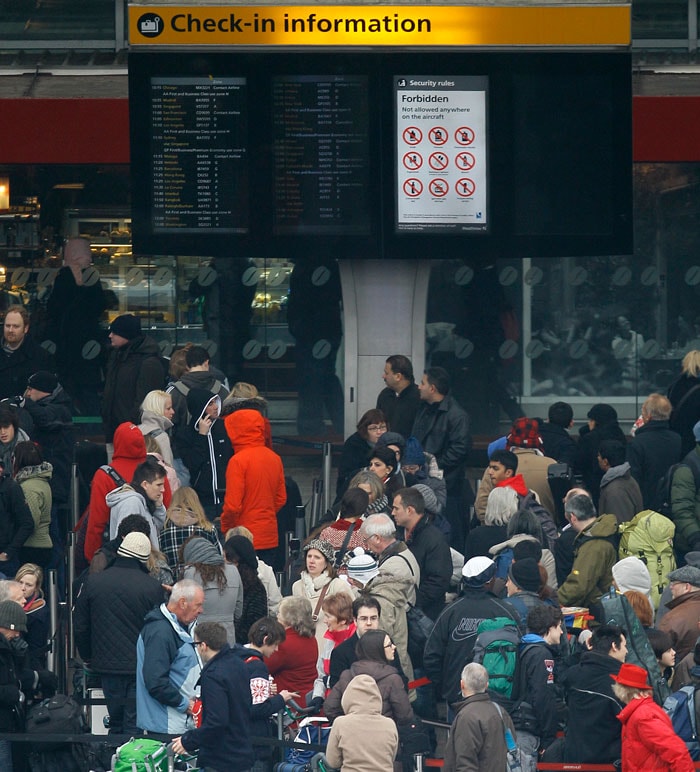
272;75;371;236
395;75;488;232
151;76;249;233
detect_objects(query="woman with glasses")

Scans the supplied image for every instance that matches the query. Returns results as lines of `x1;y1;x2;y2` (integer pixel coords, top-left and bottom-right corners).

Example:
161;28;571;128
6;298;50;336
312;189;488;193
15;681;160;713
335;409;388;501
159;487;221;577
323;629;414;726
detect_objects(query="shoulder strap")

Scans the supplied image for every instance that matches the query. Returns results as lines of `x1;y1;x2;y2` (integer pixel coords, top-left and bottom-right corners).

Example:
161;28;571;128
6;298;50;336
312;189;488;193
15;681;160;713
393;551;416;577
683;452;700;488
172;381;189;396
312;582;331;622
147;428;164;438
211;379;223;395
99;464;125;487
334;522;357;568
674;384;700;417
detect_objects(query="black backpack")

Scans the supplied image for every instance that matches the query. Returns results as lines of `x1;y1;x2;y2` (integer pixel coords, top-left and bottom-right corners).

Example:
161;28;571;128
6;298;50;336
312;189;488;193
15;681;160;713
654;453;700;518
25;694;86;751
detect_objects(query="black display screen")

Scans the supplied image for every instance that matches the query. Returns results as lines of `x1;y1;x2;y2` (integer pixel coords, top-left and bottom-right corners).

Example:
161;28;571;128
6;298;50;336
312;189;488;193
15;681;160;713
272;75;370;235
150;76;249;233
129;50;632;259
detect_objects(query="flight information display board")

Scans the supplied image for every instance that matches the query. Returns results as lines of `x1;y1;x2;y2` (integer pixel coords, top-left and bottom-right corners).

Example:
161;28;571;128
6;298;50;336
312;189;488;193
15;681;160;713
272;75;370;235
395;75;487;232
129;51;632;260
150;76;249;233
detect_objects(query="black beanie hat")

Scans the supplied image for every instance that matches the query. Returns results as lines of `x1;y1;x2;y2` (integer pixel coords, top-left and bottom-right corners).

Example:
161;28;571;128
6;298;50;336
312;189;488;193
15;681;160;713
509;558;541;593
27;370;58;394
110;314;142;341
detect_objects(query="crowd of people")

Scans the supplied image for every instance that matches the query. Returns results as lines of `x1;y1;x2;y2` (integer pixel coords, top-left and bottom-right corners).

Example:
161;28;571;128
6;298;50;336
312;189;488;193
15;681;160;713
3;285;700;772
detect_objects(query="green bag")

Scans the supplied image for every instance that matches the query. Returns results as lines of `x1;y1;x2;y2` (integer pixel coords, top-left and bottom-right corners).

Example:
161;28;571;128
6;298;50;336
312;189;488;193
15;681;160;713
472;617;521;698
618;509;676;610
111;738;169;772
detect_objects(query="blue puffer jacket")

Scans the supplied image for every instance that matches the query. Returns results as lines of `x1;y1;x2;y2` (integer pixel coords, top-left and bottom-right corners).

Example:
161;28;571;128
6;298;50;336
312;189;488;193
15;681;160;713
136;604;201;733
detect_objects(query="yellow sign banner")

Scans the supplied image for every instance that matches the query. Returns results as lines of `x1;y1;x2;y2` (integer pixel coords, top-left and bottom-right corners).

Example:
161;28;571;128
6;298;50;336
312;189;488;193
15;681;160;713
128;5;630;47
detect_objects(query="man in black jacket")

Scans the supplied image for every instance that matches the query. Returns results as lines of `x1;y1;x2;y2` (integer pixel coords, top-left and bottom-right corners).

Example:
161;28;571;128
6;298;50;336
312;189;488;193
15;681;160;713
328;596;382;689
556;624;627;764
376;355;422;439
173;622;254;772
424;556;521;706
0;306;53;401
411;367;472;550
392;487;451;620
627;393;682;509
74;531;164;734
101;314;166;443
538;401;576;467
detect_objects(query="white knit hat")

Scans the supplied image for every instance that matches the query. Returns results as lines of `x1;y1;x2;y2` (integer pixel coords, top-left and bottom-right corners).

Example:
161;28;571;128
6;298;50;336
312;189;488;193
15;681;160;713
117;532;152;564
347;548;379;586
612;556;652;600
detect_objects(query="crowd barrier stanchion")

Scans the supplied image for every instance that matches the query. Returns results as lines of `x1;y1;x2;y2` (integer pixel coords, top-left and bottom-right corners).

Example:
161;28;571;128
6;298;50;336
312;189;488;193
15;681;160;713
47;569;60;683
70;461;80;530
322;442;332;516
295;505;307;542
310;479;323;529
67;530;76;661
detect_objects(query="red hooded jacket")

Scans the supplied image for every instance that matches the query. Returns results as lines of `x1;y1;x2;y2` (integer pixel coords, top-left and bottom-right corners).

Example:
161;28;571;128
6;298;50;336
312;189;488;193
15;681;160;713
221;410;286;550
84;422;171;561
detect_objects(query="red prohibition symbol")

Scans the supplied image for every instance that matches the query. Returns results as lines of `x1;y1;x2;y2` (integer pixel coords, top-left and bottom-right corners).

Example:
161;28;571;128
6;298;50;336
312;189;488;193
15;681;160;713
403;127;422;145
403;178;423;197
403;152;423;170
429;178;448;197
456;178;476;197
455;152;475;171
428;152;449;171
455;127;475;146
428;126;448;145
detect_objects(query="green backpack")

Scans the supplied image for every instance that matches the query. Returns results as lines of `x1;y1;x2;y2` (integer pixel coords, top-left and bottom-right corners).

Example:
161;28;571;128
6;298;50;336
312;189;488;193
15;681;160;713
111;738;170;772
472;617;521;699
618;509;676;610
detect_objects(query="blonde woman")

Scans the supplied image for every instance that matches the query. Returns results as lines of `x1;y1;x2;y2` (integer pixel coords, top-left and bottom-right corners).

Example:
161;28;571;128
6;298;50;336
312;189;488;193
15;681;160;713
668;349;700;454
159;487;221;577
139;390;176;466
15;563;49;669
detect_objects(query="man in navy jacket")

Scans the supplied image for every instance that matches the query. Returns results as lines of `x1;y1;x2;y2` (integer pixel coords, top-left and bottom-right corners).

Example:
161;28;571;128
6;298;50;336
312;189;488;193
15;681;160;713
173;622;254;772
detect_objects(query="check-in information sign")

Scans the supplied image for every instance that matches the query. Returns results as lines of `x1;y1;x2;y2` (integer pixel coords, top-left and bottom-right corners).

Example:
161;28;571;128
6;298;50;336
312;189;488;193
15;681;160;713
395;75;487;232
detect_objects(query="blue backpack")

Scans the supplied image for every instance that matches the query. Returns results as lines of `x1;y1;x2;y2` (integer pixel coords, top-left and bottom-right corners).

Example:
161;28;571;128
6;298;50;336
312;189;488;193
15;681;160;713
663;684;700;760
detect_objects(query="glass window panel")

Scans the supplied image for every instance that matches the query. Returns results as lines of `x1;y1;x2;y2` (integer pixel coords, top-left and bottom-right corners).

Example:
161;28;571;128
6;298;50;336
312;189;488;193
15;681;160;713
0;0;115;42
632;0;689;40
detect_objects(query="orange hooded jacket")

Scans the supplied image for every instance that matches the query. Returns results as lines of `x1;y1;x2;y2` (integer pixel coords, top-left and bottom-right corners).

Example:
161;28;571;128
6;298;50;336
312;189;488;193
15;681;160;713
221;409;286;549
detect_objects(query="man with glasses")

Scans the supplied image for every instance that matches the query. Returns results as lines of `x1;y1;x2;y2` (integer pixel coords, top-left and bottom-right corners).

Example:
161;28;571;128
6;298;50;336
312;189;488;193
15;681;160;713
361;513;420;604
328;597;383;688
659;566;700;662
172;622;254;772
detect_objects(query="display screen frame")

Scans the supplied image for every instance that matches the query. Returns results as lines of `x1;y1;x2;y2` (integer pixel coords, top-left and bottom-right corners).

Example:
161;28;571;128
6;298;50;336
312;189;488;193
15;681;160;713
129;50;632;259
